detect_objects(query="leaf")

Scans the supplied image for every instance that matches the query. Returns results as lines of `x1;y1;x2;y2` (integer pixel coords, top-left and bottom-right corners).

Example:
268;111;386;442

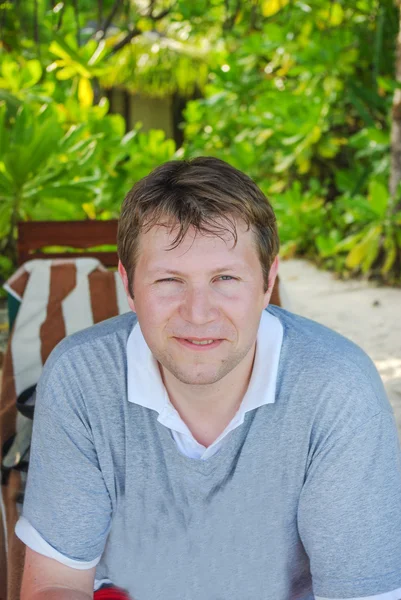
0;102;8;157
377;77;401;93
361;232;381;273
58;124;87;151
308;126;321;144
56;66;79;80
0;202;12;237
297;157;311;174
318;137;341;158
365;128;389;146
381;236;397;275
262;0;290;18
0;89;21;111
77;140;98;166
78;78;94;108
348;88;375;127
82;202;97;219
2;58;20;89
87;40;107;67
12;104;33;148
334;231;366;253
316;232;340;258
279;240;297;258
66;135;102;155
268;180;286;194
49;39;91;77
328;3;344;26
30;197;86;220
21;60;43;88
32;182;95;201
255;129;274;145
282;133;304;146
27;117;63;173
274;153;295;173
345;225;382;270
367;179;388;217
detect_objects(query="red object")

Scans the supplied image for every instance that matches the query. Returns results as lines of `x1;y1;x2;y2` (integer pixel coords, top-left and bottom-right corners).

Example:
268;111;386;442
94;586;131;600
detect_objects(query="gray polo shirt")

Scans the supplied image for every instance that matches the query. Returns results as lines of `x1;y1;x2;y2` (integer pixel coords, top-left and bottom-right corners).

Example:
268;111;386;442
16;307;401;599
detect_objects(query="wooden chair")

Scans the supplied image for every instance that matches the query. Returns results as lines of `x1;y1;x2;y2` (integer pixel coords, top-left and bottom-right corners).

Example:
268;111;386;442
16;219;282;305
1;219;283;600
2;220;120;600
17;220;119;266
5;221;120;331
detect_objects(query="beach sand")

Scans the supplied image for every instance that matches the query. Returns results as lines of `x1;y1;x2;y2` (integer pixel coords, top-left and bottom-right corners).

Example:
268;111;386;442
279;259;401;439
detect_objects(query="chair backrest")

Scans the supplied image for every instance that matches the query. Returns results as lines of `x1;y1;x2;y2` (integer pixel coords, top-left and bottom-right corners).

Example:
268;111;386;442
16;219;283;306
17;220;119;267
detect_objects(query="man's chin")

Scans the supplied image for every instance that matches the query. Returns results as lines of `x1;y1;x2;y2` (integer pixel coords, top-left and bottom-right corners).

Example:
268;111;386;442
165;364;224;386
175;372;222;386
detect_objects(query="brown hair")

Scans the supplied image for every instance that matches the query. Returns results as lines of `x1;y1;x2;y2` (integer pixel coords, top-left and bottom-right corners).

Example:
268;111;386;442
117;156;279;296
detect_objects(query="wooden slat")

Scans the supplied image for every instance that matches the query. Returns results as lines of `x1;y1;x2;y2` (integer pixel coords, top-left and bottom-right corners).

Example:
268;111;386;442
18;220;118;249
17;251;118;267
17;221;119;267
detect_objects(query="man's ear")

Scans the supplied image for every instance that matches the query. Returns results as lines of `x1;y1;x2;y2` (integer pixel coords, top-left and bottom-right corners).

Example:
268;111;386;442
263;255;280;309
118;260;136;313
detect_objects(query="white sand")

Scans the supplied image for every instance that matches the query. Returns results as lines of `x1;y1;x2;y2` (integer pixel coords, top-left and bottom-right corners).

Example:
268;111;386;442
279;259;401;438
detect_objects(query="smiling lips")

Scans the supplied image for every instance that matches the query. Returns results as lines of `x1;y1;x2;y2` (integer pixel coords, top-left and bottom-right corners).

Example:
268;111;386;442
187;339;214;345
174;337;223;350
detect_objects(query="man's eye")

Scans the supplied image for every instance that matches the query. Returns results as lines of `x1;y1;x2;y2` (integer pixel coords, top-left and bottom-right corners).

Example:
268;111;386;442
156;278;179;283
217;275;236;281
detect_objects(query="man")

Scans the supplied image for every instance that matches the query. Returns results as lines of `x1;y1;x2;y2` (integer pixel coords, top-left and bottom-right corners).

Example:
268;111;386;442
17;157;401;600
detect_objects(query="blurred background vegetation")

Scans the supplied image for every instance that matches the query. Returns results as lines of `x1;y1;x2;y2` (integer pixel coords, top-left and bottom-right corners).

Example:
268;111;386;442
0;0;401;290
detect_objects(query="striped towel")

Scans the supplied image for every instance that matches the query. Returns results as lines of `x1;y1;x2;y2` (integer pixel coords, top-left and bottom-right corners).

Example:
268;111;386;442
0;258;130;600
3;258;130;399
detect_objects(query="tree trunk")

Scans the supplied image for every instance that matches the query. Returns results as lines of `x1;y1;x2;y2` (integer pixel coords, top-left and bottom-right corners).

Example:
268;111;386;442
389;0;401;207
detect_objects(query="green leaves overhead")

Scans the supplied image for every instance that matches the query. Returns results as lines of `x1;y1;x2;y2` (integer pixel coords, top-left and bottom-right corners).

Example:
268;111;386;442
181;0;400;282
0;0;401;284
0;100;177;251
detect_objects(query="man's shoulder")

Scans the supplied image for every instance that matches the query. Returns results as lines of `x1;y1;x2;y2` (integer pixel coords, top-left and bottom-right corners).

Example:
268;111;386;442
267;306;391;416
268;305;372;368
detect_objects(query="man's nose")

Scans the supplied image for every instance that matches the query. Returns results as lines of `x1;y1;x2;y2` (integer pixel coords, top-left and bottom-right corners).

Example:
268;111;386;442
179;285;219;325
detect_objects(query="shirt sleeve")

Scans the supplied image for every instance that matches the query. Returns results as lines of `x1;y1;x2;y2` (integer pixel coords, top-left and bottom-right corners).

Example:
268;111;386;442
15;517;100;569
15;347;112;564
298;409;401;599
315;588;401;600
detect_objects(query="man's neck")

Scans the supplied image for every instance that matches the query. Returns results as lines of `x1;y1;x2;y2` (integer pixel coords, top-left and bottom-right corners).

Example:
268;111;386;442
159;344;256;447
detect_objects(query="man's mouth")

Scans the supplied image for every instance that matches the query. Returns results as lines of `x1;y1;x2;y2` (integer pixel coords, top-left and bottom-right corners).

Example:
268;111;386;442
174;337;223;350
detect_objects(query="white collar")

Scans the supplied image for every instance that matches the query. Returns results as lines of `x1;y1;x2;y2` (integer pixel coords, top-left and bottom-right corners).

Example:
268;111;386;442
126;310;283;425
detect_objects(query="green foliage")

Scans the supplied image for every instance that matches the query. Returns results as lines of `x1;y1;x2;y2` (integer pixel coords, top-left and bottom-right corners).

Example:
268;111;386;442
0;0;401;286
0;95;177;229
0;66;177;278
330;180;401;281
1;1;216;99
182;0;400;283
272;181;327;258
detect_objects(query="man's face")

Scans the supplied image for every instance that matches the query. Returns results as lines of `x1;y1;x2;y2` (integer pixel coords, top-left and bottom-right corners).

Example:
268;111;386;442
119;220;278;387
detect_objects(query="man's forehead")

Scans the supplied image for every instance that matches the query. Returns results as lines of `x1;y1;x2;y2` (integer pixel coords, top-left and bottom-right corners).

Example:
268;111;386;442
147;261;249;276
136;221;258;272
139;219;252;248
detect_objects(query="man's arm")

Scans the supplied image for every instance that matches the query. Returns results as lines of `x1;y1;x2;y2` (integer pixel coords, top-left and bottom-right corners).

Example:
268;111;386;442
21;548;96;600
298;409;401;599
16;348;112;593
